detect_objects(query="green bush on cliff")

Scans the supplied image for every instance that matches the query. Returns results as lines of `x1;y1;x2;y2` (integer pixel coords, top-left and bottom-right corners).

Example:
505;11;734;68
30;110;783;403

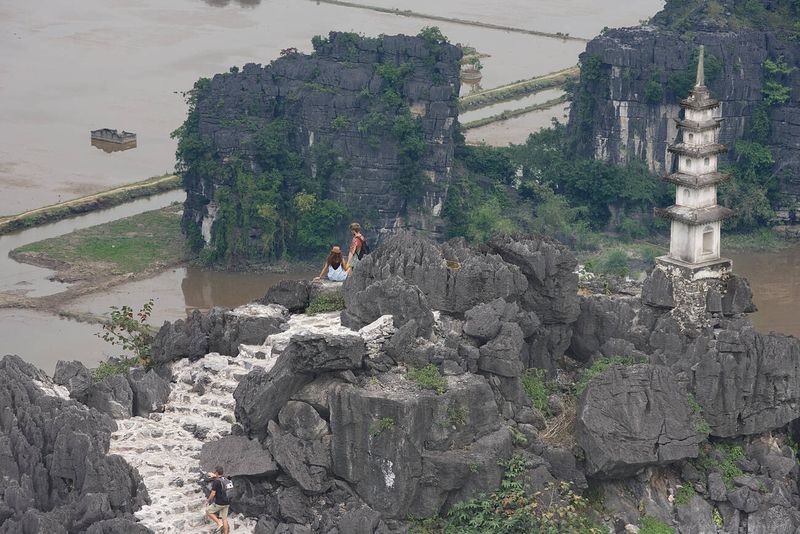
411;456;608;533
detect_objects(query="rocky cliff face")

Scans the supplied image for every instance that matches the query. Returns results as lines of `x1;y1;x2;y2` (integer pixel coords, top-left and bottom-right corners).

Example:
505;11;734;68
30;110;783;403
0;355;150;534
182;31;461;258
567;3;800;215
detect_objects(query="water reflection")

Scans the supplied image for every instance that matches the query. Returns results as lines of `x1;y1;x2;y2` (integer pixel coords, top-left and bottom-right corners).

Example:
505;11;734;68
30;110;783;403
91;139;137;153
202;0;261;6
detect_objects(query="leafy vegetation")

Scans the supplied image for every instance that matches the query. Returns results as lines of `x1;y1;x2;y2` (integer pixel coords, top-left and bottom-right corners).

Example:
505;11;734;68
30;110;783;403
411;456;608;533
407;364;448;394
521;368;557;417
305;291;345;314
674;484;696;506
575;356;644;396
369;417;396;437
93;300;155;382
693;442;746;489
687;393;712;435
639;515;675;534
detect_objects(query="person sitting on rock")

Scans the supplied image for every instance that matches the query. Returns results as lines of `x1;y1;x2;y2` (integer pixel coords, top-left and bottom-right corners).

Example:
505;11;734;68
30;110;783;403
314;245;347;282
346;222;367;274
205;466;232;534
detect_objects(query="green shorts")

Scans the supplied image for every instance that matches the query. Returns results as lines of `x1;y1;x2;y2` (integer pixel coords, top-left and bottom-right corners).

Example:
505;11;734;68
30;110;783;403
207;503;229;519
349;253;361;270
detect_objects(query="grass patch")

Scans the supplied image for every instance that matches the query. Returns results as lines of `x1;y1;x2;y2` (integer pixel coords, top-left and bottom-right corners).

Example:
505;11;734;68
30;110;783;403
407;364;447;394
305;291;345;314
14;204;185;274
639;515;674;534
575;356;644;397
674;485;696;506
724;228;788;252
521;368;557;417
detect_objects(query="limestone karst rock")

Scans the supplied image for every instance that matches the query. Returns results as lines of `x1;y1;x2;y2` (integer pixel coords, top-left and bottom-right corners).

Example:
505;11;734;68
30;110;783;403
576;363;704;478
0;354;150;534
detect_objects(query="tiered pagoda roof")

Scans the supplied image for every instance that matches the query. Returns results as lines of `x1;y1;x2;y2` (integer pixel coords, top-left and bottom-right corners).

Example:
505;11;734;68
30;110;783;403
663;171;730;189
656;205;734;225
667;142;727;157
657;44;734;226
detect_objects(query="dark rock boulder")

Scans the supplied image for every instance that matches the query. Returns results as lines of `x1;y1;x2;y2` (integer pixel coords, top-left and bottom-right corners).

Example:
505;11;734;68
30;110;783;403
200;436;279;477
151;309;209;364
577;364;703;478
278;401;330;441
342;275;434;337
84;375;134;420
692;325;800;437
344;231;528;315
569;295;649;362
329;372;508;518
261;279;311;313
213;304;290;356
641;267;675;309
83;518;152;534
486;234;580;325
234;331;365;438
721;273;757;315
153;304;290;362
126;367;170;416
53;360;92;398
477;322;525;378
267;420;332;494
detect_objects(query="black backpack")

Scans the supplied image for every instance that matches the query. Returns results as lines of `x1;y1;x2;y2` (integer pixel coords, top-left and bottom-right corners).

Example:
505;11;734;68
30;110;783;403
357;238;370;260
216;477;234;504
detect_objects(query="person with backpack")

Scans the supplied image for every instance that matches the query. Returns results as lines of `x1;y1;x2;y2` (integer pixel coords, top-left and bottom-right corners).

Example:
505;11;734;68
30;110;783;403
205;466;232;534
346;222;368;274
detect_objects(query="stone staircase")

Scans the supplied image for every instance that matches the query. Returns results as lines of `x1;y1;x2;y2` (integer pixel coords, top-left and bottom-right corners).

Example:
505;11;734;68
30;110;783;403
110;311;347;533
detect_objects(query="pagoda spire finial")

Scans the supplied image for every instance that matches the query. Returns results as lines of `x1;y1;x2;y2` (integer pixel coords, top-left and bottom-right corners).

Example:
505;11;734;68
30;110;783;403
695;45;705;88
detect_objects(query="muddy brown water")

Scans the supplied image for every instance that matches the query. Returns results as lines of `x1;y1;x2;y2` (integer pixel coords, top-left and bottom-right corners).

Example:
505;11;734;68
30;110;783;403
0;0;661;214
728;248;800;338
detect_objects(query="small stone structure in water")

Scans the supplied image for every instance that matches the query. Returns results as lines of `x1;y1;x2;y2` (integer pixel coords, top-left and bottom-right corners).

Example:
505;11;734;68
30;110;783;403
91;128;137;153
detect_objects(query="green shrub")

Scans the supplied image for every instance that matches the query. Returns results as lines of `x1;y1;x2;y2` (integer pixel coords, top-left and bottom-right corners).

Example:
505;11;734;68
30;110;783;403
640;515;675;534
407;364;447;394
369;417;395;437
687;393;711;434
619;217;649;241
674;484;696;506
305;291;345;314
644;79;664;104
96;299;155;362
602;250;630;277
92;357;141;383
521;368;556;417
694;443;746;488
411;456;608;533
575;356;643;396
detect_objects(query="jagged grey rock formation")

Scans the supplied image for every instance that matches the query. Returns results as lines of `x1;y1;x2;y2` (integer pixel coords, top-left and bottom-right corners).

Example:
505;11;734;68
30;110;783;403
341;275;435;337
567;2;800;214
152;303;289;363
577;364;703;478
0;354;150;534
183;31;462;251
234;331;365;438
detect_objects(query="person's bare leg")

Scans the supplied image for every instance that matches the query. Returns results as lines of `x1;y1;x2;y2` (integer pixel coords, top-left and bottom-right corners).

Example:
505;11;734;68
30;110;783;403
206;511;222;529
223;517;229;534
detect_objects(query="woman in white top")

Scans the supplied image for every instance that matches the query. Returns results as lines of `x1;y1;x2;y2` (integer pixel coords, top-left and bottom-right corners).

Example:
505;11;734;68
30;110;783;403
314;245;347;282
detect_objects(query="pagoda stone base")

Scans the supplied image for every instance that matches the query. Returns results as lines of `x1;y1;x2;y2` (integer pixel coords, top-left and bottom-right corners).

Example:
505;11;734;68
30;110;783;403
642;256;755;330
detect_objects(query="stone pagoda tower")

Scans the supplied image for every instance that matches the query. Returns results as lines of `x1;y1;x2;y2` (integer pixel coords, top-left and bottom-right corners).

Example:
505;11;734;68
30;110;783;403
644;46;751;323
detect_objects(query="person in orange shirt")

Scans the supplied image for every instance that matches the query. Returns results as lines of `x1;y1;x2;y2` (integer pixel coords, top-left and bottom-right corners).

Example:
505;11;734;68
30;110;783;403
345;222;367;274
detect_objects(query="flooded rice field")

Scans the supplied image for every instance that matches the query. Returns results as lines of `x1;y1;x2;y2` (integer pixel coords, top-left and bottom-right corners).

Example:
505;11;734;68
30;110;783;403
0;0;661;214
